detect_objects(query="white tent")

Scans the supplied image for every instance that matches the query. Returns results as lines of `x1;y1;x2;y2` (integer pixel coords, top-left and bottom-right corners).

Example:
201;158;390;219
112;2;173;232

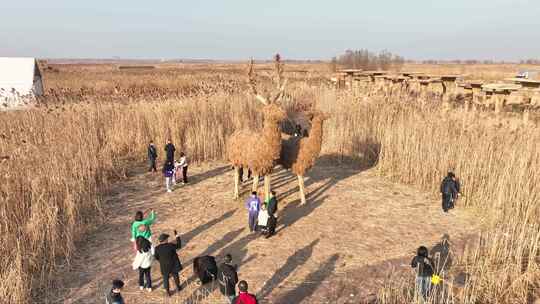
0;57;43;108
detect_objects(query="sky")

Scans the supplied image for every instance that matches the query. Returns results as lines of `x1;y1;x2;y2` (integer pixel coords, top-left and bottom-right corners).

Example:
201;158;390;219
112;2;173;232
1;0;539;61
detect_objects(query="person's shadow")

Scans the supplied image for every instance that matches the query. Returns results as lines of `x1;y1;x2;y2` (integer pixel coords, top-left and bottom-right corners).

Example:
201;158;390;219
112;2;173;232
257;239;320;299
431;234;452;274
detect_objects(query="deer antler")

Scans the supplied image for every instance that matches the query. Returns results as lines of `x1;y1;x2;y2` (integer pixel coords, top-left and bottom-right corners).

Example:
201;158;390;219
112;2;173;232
274;53;283;89
247;55;288;105
271;53;288;103
247;58;269;105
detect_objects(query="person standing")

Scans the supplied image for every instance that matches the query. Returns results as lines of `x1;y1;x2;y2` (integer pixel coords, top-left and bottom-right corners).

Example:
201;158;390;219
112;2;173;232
232;280;258;304
163;161;175;193
105;279;125;304
265;191;278;238
239;166;252;183
131;209;156;244
411;246;434;301
177;152;189;184
132;236;154;292
257;205;269;234
154;231;183;297
165;139;176;163
218;254;239;304
245;192;261;233
147;141;158;172
440;172;460;212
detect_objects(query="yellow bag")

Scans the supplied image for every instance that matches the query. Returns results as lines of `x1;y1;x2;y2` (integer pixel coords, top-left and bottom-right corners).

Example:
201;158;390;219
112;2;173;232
431;274;442;285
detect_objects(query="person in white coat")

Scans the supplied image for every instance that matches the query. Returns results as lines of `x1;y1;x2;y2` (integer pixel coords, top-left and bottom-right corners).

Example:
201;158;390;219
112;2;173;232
177;152;189;184
133;236;154;292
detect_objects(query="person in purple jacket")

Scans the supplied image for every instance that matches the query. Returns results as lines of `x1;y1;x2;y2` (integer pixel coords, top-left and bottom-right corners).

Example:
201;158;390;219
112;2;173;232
245;191;261;232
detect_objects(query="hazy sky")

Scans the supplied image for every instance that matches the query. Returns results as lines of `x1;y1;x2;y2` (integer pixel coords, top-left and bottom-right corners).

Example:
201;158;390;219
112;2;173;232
1;0;539;60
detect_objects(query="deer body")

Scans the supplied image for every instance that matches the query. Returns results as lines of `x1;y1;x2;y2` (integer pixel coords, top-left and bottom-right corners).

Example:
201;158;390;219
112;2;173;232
279;112;328;204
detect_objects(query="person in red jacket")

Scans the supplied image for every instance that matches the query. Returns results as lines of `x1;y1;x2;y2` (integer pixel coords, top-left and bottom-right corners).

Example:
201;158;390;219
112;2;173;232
232;280;258;304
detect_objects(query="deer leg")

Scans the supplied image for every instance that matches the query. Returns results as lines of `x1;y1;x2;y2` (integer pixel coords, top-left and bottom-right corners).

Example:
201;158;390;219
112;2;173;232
233;167;240;199
264;175;271;202
251;174;260;193
298;175;306;205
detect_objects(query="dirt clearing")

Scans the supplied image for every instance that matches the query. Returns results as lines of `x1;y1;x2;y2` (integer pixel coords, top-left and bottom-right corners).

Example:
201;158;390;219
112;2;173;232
53;158;478;303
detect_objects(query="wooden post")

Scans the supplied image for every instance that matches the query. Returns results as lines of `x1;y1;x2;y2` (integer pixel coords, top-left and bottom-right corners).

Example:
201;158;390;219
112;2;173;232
252;174;259;193
233;167;240;199
494;94;502;114
264;175;271;202
464;99;471;113
523;109;530;125
298;175;306;205
472;88;481;105
442;99;451;112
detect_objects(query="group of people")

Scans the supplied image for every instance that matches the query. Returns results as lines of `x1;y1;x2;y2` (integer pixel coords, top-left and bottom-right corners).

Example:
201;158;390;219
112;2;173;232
106;199;263;303
410;171;461;301
127;209;184;296
245;190;278;238
147;139;189;193
109;140;461;303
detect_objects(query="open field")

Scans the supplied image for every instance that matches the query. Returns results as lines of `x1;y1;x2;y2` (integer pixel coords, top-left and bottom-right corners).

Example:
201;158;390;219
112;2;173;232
2;62;540;303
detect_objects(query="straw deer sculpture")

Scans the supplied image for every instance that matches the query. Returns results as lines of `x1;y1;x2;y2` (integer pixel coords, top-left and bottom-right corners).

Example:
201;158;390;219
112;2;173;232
227;56;287;200
278;110;329;204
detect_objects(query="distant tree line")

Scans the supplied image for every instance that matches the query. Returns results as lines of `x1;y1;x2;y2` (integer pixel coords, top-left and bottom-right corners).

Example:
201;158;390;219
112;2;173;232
420;59;498;64
417;59;540;65
520;59;540;65
331;49;405;71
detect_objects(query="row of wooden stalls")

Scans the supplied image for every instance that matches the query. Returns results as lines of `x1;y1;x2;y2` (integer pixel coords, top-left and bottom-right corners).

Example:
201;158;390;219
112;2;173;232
330;69;540;115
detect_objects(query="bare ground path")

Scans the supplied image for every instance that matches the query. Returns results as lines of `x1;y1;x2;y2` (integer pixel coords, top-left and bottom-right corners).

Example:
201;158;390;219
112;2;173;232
52;158;479;304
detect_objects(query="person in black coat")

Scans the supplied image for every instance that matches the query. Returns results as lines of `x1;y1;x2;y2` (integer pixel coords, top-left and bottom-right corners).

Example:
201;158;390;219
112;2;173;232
164;139;176;163
440;172;461;212
411;246;434;300
147;141;158;172
105;279;125;304
218;254;239;304
239;166;252;182
193;255;218;285
154;231;183;296
265;191;278;238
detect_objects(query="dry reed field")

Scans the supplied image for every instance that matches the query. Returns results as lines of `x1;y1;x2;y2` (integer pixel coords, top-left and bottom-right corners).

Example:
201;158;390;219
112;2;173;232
2;63;540;303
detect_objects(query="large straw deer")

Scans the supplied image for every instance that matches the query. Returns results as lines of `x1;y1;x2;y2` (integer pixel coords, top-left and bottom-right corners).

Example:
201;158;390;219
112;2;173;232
227;56;287;200
278;110;329;204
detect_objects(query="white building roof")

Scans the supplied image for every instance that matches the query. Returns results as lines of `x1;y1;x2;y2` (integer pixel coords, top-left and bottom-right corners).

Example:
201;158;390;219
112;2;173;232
0;57;39;87
0;57;43;109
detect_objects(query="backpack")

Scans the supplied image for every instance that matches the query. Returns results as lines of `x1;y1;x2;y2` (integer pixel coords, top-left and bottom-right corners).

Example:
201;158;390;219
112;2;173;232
194;256;218;284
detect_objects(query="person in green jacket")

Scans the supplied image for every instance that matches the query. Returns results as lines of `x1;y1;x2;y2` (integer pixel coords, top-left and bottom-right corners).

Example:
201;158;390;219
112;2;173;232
264;191;278;238
131;209;156;244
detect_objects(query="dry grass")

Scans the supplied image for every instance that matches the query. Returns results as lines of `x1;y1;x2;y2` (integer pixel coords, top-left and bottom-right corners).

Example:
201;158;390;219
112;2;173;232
0;91;268;302
319;89;540;303
2;62;540;303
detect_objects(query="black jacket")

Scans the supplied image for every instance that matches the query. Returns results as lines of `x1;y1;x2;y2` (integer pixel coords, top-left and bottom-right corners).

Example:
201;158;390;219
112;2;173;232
266;197;278;217
411;255;434;277
105;290;124;304
165;143;176;161
148;144;157;160
193;255;218;284
154;236;182;275
218;263;238;296
162;162;175;176
440;176;459;197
